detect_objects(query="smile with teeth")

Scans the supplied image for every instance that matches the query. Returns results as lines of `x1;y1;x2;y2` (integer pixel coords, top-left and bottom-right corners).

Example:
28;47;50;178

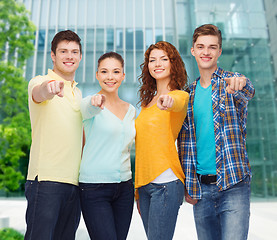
104;81;116;86
201;57;212;62
154;69;164;73
64;62;74;66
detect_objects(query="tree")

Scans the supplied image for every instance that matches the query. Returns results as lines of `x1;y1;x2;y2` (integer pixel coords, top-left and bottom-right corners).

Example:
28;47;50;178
0;0;36;192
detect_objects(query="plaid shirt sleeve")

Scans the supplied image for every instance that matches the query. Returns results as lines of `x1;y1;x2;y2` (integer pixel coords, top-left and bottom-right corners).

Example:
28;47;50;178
214;69;255;191
177;81;201;199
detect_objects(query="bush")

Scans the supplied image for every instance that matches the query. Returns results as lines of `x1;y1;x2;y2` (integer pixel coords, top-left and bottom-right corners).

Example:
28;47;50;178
0;228;24;240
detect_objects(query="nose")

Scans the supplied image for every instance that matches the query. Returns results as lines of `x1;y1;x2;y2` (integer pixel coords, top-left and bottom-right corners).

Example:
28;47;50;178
107;72;113;79
66;52;73;59
203;47;210;55
155;59;162;67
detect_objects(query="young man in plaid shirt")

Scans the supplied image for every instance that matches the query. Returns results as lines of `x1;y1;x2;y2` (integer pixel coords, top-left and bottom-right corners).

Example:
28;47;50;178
178;24;255;240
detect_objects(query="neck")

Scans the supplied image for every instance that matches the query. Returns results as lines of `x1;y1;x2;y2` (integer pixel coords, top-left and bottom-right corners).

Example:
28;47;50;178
99;89;120;104
156;78;171;95
199;66;217;87
53;68;75;82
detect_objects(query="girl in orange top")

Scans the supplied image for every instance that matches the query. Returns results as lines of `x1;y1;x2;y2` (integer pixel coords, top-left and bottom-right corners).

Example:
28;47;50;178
135;41;189;240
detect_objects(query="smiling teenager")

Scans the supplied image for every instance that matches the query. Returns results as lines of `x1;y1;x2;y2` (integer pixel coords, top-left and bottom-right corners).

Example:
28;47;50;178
79;52;135;240
178;24;255;240
25;30;83;240
135;41;189;240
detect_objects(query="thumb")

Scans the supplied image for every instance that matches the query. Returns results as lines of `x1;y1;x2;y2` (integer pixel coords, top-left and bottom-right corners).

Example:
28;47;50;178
224;78;231;85
101;94;106;104
59;81;64;89
100;94;106;109
57;81;64;97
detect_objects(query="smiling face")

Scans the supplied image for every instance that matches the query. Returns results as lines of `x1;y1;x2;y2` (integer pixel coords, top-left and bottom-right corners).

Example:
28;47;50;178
96;57;125;94
51;40;82;81
191;35;222;73
148;48;171;83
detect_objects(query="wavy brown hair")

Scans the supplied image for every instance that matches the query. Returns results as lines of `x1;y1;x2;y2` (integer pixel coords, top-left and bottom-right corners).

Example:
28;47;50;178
138;41;188;107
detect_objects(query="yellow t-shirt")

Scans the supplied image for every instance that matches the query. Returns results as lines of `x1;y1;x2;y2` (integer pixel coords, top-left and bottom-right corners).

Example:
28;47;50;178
27;69;82;185
135;90;189;189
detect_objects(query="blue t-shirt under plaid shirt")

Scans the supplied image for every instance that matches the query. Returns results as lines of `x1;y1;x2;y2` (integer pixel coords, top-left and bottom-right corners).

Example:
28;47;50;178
177;67;255;199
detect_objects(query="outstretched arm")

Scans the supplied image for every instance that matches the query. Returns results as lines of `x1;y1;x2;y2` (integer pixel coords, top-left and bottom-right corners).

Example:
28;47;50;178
224;76;255;102
80;94;106;120
32;80;64;103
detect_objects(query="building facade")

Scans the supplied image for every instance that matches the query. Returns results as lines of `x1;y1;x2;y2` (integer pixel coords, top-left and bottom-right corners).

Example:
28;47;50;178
21;0;277;198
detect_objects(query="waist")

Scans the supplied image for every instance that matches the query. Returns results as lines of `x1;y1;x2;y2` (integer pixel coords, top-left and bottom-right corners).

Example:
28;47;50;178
197;174;217;185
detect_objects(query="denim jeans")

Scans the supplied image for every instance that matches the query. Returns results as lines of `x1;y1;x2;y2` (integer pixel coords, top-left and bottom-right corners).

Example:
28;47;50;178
138;179;185;240
24;179;81;240
193;176;251;240
79;179;134;240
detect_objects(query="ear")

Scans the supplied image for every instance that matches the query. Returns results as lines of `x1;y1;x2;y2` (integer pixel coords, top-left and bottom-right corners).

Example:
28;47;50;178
96;71;99;81
122;72;126;81
191;47;195;57
51;51;55;62
218;48;222;57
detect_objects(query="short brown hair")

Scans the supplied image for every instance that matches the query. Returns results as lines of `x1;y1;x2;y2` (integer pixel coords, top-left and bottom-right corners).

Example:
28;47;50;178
51;30;82;55
138;41;188;107
192;24;222;49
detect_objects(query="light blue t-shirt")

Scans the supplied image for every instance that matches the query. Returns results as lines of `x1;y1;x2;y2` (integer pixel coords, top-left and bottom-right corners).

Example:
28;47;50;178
79;95;136;183
193;81;216;175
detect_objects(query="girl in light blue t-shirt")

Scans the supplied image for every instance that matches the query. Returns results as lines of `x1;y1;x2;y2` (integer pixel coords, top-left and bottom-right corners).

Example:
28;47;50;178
79;52;135;240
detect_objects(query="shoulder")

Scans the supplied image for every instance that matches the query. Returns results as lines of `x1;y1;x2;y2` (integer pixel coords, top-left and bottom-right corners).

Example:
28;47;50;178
28;75;48;87
28;75;49;96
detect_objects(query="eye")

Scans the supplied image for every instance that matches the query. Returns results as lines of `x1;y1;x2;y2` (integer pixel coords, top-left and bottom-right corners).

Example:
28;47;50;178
149;59;155;62
114;70;120;74
100;70;107;74
162;58;168;61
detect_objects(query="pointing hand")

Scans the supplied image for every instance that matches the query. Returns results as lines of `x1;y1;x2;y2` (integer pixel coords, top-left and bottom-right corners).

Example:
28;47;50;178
225;77;246;94
157;95;174;110
91;94;106;109
47;80;64;97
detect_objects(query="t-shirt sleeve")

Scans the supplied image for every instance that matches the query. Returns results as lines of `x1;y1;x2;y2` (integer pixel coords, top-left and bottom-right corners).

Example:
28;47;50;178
167;90;189;112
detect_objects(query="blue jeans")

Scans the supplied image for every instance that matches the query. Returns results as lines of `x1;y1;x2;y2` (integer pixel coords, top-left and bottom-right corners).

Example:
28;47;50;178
138;179;185;240
79;179;134;240
24;179;81;240
193;176;251;240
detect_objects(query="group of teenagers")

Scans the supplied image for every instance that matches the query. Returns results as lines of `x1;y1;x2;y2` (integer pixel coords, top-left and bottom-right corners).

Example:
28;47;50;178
24;24;255;240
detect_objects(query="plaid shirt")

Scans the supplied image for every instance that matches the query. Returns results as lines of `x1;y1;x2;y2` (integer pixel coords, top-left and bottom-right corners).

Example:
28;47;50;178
177;67;255;199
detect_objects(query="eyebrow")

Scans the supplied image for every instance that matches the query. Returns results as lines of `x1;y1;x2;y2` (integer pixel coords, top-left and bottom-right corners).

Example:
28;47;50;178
57;48;80;51
149;55;167;59
99;67;121;70
196;44;218;47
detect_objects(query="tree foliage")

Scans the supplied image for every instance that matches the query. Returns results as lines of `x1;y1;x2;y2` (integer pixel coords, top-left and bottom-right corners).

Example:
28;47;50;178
0;0;36;192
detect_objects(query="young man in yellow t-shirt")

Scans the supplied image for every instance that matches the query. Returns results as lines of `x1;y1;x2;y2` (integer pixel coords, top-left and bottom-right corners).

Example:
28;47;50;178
24;30;83;240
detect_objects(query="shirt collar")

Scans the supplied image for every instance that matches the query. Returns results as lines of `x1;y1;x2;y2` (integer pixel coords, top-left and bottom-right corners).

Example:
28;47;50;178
213;67;224;78
47;69;78;88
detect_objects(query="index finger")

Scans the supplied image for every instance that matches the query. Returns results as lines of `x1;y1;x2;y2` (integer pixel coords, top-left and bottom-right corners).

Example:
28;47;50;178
224;78;231;84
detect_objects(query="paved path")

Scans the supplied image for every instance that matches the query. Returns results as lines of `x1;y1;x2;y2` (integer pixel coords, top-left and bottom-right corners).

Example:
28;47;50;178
0;198;276;239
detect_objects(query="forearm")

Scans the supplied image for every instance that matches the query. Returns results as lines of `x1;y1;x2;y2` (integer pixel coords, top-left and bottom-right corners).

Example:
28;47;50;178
32;81;55;103
80;95;102;120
